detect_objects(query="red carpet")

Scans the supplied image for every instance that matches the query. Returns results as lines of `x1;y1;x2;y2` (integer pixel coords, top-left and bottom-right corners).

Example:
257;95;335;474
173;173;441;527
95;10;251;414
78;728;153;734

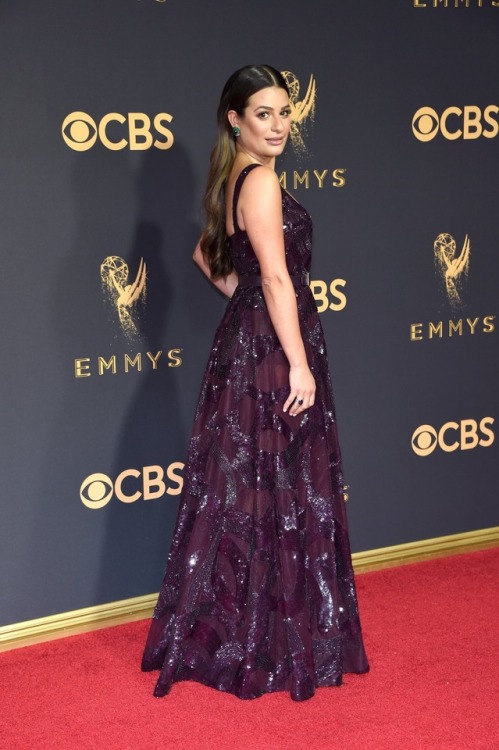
1;548;498;750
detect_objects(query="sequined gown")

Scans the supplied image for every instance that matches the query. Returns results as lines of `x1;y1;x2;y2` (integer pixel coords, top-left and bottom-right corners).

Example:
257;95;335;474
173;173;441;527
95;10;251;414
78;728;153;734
141;164;369;701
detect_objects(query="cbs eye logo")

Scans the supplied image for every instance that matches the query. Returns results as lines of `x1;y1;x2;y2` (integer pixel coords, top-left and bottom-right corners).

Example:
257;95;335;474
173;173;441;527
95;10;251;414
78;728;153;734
62;111;174;151
412;105;499;142
80;463;184;509
411;417;494;457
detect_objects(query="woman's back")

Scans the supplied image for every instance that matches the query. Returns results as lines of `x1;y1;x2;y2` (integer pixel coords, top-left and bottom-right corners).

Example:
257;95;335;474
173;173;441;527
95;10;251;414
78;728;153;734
227;164;313;278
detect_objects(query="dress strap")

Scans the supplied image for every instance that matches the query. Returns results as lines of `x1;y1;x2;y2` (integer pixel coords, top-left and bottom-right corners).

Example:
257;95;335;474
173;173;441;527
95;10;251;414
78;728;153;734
232;163;262;234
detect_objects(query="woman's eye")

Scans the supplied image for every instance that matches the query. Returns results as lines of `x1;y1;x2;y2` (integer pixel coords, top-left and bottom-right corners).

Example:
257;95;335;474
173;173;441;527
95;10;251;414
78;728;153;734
281;110;291;118
258;112;269;119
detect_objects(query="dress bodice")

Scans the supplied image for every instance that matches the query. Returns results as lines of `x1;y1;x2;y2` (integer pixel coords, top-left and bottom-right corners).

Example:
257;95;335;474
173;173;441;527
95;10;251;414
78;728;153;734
228;164;313;278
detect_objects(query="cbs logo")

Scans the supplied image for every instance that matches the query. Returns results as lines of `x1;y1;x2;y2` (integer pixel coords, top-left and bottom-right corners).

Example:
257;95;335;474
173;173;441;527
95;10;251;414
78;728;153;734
80;462;184;509
411;417;494;457
412;105;499;142
62;111;174;151
310;279;347;313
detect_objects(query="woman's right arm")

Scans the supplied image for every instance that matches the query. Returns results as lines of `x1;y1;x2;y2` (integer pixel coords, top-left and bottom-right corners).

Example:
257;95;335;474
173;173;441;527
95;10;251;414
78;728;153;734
192;241;239;299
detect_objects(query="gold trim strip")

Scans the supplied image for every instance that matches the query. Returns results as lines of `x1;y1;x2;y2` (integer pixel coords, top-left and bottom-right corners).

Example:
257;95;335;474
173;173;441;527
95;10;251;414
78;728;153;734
351;526;499;573
0;593;158;652
1;526;497;652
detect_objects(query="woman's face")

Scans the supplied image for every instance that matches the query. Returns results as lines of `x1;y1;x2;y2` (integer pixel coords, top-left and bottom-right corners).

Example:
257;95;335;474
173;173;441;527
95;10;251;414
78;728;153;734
229;86;291;164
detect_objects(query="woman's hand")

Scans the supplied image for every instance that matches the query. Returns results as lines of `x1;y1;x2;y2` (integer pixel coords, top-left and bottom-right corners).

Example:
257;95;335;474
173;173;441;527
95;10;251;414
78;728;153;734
283;363;316;417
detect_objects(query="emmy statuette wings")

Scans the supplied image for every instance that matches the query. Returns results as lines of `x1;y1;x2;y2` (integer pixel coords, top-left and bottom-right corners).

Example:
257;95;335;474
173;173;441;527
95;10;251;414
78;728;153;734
100;256;147;339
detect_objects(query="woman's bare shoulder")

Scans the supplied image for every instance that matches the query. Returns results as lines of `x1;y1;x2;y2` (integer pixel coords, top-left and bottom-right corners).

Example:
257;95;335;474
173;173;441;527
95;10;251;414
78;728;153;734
240;164;281;199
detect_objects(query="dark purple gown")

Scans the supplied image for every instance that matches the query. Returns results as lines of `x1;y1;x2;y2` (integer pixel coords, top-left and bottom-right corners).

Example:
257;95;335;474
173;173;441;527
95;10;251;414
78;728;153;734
141;164;369;701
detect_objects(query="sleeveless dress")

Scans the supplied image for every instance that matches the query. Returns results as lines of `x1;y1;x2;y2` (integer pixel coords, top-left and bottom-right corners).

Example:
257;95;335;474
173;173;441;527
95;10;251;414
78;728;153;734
141;164;369;701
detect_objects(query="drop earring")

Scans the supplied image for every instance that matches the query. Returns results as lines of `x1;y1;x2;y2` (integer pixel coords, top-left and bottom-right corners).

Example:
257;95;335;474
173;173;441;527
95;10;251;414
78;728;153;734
232;125;241;137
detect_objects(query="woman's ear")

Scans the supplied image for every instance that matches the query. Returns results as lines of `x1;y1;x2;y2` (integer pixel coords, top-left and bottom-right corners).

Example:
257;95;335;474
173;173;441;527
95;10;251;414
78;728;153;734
227;110;240;129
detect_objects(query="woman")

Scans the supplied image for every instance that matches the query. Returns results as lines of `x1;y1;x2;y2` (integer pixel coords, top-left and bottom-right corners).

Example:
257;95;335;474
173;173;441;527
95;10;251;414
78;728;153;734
142;65;369;701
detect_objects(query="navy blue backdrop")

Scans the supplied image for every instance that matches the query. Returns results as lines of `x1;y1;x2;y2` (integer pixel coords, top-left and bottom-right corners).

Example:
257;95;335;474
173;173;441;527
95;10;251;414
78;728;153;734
0;0;497;626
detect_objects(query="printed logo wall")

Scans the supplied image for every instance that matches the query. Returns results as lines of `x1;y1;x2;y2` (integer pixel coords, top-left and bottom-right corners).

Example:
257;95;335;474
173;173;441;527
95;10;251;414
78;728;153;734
412;105;499;142
61;112;174;151
60;101;186;517
407;113;497;479
0;0;497;629
277;71;348;314
400;8;499;556
409;233;496;341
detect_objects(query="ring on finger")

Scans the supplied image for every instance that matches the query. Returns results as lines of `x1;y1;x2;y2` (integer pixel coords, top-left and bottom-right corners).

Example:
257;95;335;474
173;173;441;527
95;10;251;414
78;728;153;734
297;398;304;406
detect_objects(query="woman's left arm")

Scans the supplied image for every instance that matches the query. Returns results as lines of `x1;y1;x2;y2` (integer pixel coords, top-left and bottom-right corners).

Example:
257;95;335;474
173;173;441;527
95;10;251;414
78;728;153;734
192;240;239;299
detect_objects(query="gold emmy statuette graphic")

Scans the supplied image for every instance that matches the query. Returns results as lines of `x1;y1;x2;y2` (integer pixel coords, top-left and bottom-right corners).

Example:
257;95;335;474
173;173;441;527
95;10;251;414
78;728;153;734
433;233;470;310
281;71;316;153
100;256;147;339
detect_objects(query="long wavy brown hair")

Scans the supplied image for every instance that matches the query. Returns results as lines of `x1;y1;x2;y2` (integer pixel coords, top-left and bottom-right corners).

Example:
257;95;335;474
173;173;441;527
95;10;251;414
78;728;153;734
200;65;289;279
